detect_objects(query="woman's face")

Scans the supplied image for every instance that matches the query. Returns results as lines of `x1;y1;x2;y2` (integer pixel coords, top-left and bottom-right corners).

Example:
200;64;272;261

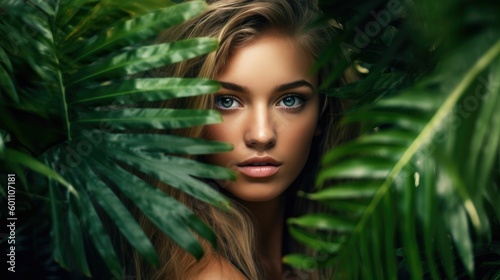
204;35;320;202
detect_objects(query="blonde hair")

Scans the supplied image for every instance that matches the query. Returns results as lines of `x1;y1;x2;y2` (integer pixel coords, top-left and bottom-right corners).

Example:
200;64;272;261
133;1;354;279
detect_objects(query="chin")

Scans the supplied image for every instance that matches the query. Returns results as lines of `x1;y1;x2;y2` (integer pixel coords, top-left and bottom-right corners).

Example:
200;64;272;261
224;182;286;202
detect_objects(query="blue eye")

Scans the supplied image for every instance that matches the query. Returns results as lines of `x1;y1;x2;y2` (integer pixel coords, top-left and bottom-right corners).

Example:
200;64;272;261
215;96;241;109
277;95;304;108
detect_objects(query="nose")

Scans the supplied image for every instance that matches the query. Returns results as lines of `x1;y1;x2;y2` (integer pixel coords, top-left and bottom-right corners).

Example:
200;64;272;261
244;106;276;150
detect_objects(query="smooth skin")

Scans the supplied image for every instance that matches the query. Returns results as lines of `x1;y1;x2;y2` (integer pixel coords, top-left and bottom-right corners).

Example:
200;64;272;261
205;34;320;202
203;34;320;279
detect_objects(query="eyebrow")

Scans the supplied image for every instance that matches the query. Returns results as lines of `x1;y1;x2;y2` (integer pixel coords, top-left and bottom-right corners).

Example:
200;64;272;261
218;80;315;94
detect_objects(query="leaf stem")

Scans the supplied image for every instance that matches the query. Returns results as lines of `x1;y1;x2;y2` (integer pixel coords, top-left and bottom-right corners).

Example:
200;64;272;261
48;2;71;140
53;47;71;140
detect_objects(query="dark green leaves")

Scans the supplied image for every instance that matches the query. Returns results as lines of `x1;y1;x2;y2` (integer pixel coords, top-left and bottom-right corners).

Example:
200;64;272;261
2;149;76;194
86;155;217;260
74;2;208;61
68;78;219;105
0;0;231;278
288;1;500;277
72;108;221;130
72;133;232;155
67;38;217;85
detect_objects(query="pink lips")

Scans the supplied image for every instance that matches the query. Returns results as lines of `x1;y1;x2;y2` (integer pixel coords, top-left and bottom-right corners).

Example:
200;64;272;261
236;156;282;178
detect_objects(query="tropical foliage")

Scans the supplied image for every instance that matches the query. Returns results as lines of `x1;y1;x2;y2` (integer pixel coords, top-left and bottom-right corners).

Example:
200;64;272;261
1;0;499;279
0;1;233;279
284;0;500;279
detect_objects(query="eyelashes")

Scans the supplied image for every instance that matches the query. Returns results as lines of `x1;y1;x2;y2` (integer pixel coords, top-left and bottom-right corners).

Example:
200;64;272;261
214;95;242;110
214;94;308;112
276;95;305;110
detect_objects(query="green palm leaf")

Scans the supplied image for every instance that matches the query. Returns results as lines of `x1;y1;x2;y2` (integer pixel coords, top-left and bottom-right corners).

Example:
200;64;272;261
68;78;218;105
316;40;499;278
72;2;208;61
0;0;231;278
286;0;500;278
67;38;217;85
72;108;221;130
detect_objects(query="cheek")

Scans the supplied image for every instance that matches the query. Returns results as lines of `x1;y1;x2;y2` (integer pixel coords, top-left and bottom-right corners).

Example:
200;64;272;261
204;122;230;142
284;116;318;164
203;123;235;166
283;102;321;169
285;99;320;143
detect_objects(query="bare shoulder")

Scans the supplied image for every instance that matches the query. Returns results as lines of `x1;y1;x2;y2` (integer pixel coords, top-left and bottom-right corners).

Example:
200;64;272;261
189;258;248;280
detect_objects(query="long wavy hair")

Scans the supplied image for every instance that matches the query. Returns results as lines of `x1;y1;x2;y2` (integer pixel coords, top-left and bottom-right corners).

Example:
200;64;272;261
133;1;354;279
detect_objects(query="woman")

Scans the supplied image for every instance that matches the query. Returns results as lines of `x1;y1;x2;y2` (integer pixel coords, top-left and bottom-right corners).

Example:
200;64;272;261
135;0;353;279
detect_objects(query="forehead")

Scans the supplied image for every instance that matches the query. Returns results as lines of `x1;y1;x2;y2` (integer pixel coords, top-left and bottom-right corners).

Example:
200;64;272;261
218;35;318;89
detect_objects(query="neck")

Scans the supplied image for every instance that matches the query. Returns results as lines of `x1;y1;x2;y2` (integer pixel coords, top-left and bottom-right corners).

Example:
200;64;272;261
238;196;285;279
